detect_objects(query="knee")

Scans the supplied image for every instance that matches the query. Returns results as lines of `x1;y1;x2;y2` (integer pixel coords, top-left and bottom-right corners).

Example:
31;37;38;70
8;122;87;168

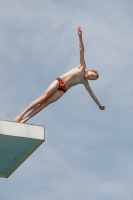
42;99;49;107
39;93;48;103
45;99;50;106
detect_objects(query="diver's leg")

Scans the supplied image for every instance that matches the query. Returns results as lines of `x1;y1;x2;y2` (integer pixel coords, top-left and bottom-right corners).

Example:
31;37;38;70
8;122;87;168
20;90;64;123
15;80;59;122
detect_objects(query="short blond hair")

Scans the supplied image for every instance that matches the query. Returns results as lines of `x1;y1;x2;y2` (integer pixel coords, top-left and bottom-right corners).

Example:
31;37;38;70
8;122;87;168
91;69;99;79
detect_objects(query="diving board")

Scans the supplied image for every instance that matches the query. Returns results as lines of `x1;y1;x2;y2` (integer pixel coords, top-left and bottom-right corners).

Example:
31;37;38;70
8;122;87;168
0;120;45;178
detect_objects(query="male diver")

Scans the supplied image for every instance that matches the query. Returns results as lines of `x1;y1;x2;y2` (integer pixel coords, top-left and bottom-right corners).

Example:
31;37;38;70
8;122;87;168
15;26;106;123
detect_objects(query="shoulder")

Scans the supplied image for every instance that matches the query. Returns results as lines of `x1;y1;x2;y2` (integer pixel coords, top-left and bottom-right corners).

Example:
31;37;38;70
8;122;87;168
78;63;86;69
81;79;88;87
82;77;88;84
78;64;84;69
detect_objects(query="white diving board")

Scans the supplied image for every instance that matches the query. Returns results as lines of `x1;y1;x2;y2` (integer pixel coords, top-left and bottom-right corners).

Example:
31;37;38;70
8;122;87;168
0;120;45;178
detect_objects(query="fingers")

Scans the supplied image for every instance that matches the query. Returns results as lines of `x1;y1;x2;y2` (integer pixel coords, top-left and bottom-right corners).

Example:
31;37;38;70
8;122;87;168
100;105;107;108
78;26;82;31
77;26;82;35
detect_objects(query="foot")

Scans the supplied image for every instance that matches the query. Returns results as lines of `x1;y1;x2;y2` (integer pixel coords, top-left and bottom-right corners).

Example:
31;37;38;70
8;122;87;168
20;117;29;123
14;114;23;122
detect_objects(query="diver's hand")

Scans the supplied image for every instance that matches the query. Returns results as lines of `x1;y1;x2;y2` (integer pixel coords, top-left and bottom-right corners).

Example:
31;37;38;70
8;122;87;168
77;26;82;36
99;105;107;110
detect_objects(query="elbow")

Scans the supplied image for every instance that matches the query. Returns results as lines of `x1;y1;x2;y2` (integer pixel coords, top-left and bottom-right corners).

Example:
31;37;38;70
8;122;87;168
80;48;84;52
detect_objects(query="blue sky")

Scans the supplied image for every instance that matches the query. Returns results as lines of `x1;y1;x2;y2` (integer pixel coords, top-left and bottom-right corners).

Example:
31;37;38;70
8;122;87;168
0;0;133;199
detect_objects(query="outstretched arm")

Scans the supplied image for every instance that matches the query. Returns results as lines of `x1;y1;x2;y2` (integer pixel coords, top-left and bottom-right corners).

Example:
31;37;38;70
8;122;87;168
84;81;106;110
77;26;86;69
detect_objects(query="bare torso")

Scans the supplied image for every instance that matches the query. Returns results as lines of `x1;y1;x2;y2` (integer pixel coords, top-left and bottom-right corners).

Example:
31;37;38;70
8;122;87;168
60;65;87;90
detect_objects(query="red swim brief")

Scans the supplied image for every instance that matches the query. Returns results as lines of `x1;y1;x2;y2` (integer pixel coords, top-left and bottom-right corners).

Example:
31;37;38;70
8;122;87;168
56;77;67;93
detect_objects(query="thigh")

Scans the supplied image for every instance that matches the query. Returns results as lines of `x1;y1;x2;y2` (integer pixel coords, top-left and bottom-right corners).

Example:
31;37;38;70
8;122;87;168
46;90;64;104
42;80;59;98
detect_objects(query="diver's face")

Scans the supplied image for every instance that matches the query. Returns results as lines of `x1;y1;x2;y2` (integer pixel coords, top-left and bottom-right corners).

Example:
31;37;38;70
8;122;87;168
85;70;97;80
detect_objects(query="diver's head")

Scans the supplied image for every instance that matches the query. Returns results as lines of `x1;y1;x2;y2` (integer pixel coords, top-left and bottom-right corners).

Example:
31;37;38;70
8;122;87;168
85;69;99;80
